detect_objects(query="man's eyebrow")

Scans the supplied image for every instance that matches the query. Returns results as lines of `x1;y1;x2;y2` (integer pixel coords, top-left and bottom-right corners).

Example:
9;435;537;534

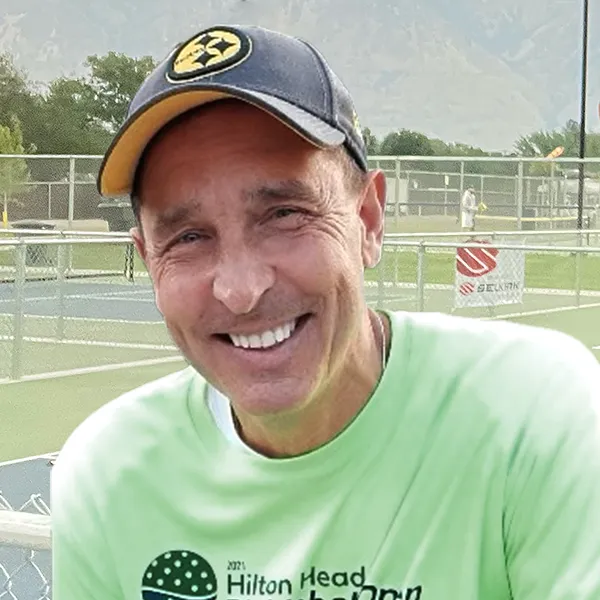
151;204;196;234
247;180;320;204
149;181;318;234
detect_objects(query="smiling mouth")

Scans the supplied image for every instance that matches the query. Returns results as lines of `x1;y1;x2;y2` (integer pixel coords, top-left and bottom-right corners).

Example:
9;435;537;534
216;314;311;350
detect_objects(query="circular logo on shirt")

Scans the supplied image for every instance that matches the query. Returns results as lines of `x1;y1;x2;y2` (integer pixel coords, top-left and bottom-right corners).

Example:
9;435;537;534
167;27;252;82
141;550;217;600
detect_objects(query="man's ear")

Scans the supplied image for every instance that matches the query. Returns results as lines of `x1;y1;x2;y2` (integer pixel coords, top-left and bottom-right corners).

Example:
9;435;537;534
359;170;387;269
130;224;163;313
130;225;146;265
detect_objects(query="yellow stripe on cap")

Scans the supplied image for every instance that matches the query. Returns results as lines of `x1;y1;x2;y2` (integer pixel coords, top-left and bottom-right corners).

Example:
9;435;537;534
98;89;332;198
99;90;231;197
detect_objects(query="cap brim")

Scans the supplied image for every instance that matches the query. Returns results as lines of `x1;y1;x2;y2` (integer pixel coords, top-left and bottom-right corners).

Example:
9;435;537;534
97;86;346;197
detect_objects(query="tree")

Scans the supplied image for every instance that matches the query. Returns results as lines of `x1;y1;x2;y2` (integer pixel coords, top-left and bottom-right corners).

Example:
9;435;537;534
0;53;43;154
362;127;380;155
379;129;435;170
82;52;158;133
514;119;600;176
37;76;113;155
0;51;158;165
379;129;434;157
0;116;31;221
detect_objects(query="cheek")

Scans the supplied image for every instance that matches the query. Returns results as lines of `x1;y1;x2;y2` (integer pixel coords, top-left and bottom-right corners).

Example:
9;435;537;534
269;228;363;297
150;260;209;319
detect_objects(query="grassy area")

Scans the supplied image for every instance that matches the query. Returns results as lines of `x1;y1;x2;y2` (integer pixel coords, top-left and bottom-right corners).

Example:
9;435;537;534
0;360;186;461
0;339;179;379
382;214;583;234
0;242;147;274
18;315;171;346
366;249;600;291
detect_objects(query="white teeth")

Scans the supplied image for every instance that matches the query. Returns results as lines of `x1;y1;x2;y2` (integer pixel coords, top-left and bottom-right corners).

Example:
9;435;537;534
228;319;299;350
261;331;276;347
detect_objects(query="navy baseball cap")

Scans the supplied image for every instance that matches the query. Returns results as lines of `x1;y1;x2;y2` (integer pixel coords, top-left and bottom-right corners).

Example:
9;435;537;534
97;24;368;197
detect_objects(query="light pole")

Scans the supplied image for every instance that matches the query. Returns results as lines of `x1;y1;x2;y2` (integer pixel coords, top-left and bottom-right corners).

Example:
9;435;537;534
577;0;590;229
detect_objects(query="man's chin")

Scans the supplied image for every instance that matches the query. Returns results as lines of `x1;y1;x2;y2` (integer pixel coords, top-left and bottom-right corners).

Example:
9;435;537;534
222;379;316;418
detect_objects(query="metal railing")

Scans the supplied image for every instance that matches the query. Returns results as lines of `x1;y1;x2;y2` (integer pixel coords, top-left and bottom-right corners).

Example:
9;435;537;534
1;235;598;381
0;237;178;382
365;238;600;319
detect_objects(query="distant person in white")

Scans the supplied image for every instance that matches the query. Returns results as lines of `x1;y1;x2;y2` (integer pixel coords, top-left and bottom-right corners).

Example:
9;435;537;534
461;185;477;231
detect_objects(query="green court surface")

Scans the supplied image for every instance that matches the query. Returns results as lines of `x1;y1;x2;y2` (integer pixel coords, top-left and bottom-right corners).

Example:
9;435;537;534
0;316;175;378
0;359;186;461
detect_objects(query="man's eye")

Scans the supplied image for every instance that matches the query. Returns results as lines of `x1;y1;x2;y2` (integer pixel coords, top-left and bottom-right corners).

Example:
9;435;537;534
178;231;206;244
272;207;301;219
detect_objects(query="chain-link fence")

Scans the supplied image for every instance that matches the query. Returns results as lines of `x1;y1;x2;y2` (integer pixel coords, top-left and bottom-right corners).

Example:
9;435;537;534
0;493;51;600
2;154;600;235
364;237;600;320
368;155;600;232
3;233;600;381
0;236;179;381
0;155;105;226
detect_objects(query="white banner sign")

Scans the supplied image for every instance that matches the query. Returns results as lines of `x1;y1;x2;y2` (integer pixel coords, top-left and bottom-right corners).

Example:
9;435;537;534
454;240;525;308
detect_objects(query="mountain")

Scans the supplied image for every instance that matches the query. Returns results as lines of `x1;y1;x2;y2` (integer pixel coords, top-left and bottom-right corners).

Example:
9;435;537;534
1;0;598;151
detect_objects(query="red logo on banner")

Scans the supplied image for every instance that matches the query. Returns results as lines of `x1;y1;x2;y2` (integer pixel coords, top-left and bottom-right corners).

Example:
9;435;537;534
459;282;475;296
456;241;499;278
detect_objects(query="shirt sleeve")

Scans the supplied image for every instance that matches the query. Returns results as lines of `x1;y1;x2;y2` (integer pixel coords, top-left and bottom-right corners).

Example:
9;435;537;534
504;335;600;599
51;416;123;600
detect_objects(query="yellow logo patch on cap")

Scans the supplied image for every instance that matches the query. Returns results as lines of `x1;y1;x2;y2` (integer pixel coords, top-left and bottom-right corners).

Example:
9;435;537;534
167;26;252;82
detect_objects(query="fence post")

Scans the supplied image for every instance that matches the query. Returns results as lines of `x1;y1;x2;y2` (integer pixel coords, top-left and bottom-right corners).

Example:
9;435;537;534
416;242;426;312
67;157;76;271
549;161;556;220
575;231;583;307
480;174;484;208
68;157;75;227
394;158;401;226
516;160;524;229
459;161;465;222
56;243;68;340
444;175;449;216
11;243;26;380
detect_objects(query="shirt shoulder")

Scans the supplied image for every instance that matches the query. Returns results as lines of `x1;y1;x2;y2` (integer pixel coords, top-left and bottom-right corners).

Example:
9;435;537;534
52;366;207;493
393;309;596;380
389;310;599;432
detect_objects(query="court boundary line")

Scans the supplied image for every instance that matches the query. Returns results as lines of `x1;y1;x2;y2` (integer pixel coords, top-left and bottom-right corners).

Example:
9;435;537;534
0;334;177;351
364;280;600;297
485;301;600;321
0;355;185;386
0;312;164;325
0;288;154;304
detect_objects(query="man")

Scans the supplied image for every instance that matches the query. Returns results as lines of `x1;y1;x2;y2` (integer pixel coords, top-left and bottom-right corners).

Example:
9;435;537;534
460;185;478;231
52;24;600;600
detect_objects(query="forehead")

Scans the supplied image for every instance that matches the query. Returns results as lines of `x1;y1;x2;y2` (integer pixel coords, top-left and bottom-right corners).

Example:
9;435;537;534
134;101;346;202
142;101;316;170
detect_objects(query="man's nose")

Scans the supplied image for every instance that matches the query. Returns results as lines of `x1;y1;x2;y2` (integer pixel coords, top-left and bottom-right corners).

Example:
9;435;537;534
212;249;275;315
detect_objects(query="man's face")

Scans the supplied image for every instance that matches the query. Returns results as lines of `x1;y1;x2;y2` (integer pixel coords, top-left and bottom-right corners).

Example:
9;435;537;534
133;101;386;417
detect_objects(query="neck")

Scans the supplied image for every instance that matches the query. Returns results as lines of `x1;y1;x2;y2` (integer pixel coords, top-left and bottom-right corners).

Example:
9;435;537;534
231;309;389;458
